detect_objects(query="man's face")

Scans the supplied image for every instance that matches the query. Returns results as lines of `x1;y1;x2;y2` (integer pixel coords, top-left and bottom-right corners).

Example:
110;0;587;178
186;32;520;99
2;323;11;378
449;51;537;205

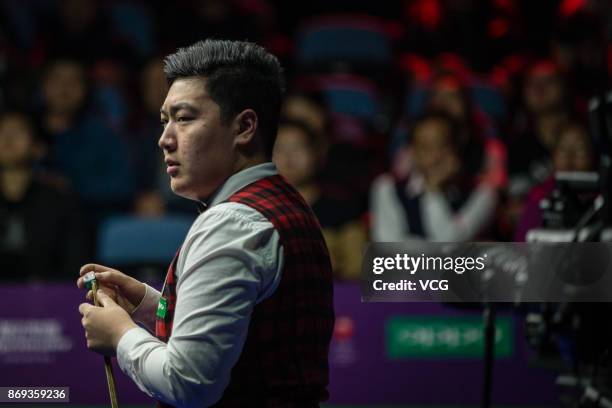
159;77;236;201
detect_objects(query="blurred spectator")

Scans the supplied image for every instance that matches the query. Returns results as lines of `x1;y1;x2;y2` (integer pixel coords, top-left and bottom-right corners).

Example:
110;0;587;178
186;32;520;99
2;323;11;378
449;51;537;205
38;59;134;217
283;87;378;213
514;120;594;241
130;58;166;216
155;0;269;52
401;0;497;70
130;57;193;216
273;119;366;280
371;111;496;242
552;10;610;103
393;72;507;189
0;0;605;272
508;61;570;201
399;0;530;72
33;0;133;64
281;91;331;138
426;73;507;189
0;111;89;281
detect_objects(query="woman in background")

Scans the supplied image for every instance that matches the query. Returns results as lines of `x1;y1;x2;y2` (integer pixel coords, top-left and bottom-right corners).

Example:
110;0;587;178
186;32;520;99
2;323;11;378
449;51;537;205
514;120;594;241
371;111;497;241
274;119;366;280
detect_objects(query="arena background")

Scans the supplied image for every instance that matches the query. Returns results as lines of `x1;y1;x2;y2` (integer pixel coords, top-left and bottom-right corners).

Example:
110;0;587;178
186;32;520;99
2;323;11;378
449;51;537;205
0;0;611;407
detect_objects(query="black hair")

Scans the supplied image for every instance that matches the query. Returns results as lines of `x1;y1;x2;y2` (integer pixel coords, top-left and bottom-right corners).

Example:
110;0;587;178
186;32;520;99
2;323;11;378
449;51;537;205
164;39;285;158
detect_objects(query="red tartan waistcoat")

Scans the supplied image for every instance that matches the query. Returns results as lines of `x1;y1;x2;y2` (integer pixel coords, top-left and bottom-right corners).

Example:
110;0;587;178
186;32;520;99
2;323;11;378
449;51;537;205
155;174;335;408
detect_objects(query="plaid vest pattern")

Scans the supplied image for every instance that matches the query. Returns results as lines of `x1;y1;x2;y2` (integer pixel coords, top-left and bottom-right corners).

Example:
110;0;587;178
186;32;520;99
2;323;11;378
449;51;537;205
154;252;179;343
155;174;335;408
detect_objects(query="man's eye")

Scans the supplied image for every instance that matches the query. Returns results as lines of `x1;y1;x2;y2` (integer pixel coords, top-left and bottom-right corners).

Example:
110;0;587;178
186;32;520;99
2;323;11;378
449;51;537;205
177;117;191;122
160;120;168;128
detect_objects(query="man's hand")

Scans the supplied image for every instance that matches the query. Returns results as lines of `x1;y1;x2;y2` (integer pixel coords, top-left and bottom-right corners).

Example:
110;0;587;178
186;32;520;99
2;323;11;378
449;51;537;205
77;264;146;314
79;291;138;356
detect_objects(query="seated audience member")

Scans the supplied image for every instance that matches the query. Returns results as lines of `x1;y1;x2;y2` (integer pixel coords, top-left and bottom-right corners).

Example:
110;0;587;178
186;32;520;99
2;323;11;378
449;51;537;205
274;119;366;280
283;90;373;218
426;73;509;238
426;73;507;191
130;57;193;217
0;111;89;281
552;10;610;103
506;61;573;234
281;92;330;138
38;59;134;217
514;120;594;241
390;73;507;214
371;111;496;242
508;61;570;199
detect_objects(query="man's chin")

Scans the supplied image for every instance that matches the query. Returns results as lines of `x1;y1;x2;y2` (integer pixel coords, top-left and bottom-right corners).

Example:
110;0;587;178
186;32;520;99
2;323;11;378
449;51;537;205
170;180;187;196
170;181;199;201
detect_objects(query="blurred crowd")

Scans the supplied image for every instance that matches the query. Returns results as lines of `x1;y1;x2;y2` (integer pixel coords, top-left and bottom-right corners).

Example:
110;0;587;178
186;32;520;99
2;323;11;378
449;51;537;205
0;0;610;281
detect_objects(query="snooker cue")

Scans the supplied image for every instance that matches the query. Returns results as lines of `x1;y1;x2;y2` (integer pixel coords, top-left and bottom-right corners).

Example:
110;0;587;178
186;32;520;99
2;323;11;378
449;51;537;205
90;275;120;408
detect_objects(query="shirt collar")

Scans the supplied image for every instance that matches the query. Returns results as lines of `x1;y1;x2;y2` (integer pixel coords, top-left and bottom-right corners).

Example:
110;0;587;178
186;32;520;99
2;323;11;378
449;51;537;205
199;162;278;211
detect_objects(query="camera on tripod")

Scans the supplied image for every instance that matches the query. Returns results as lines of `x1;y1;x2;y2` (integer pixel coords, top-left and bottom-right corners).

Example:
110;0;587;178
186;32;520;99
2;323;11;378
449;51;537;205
526;91;612;408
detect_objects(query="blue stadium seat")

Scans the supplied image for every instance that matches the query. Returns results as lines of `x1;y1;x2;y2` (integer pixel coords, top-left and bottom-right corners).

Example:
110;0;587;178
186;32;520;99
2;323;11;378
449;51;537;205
300;74;381;125
97;216;193;265
325;87;378;123
296;15;392;67
403;85;428;117
470;82;506;122
403;81;506;122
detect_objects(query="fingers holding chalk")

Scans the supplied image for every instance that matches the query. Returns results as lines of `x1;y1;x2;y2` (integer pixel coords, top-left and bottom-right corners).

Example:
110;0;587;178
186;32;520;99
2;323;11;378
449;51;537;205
83;271;97;291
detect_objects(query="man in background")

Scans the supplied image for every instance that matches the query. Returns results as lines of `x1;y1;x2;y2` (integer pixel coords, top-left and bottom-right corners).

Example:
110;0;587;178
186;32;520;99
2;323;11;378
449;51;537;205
0;111;89;281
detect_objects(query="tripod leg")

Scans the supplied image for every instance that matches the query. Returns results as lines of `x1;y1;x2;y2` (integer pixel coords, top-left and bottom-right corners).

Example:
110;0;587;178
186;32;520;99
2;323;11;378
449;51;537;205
482;304;496;408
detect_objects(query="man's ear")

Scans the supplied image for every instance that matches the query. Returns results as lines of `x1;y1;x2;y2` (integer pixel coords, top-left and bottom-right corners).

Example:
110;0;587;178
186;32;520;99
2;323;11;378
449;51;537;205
232;109;258;147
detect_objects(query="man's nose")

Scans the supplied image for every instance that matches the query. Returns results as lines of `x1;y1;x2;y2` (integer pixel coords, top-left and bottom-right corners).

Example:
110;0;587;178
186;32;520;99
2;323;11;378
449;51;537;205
158;124;177;151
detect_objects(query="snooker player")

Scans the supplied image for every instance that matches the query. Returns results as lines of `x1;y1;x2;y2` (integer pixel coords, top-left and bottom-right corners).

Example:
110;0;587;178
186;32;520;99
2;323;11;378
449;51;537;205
77;39;335;407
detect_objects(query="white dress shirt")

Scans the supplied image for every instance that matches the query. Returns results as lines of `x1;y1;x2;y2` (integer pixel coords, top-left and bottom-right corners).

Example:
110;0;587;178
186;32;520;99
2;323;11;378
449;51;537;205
117;162;284;408
370;172;496;242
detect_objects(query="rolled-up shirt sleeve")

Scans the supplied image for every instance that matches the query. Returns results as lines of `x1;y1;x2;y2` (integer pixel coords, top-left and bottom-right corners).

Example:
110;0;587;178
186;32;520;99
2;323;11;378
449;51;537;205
116;202;283;408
